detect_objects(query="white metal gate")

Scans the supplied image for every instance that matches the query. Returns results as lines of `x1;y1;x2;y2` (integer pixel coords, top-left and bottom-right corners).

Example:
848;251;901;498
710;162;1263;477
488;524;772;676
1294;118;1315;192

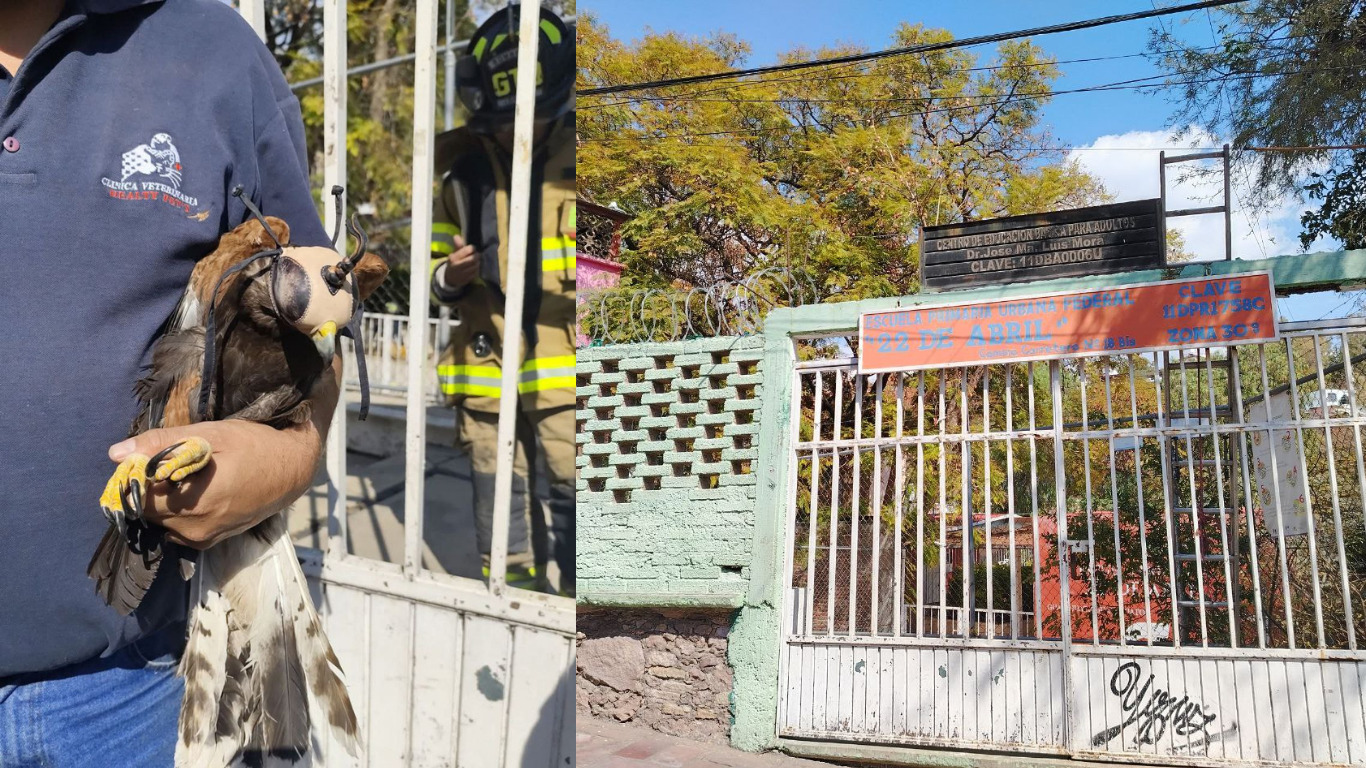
233;3;577;765
779;317;1366;766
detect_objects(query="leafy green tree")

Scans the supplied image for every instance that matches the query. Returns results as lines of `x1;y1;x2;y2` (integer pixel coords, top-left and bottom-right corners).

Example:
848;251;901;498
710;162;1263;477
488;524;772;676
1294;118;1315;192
1150;0;1366;248
577;17;1110;301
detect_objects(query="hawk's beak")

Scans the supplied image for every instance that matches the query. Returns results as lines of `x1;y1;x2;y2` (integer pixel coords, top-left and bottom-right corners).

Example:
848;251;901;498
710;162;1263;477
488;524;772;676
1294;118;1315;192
312;321;338;359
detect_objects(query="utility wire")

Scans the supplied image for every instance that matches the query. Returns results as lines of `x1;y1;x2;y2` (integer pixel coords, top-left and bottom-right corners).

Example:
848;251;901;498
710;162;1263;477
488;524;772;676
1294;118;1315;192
577;63;1362;143
582;32;1314;107
581;0;1249;96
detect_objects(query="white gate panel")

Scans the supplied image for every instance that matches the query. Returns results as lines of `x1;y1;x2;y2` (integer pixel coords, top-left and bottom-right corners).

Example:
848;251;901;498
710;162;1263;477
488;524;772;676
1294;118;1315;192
1072;654;1366;765
410;604;462;765
366;593;417;764
778;319;1366;766
779;642;1065;752
307;568;575;768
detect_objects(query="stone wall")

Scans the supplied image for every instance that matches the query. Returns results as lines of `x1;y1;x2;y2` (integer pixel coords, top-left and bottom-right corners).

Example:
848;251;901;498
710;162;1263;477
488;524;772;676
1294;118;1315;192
576;608;735;744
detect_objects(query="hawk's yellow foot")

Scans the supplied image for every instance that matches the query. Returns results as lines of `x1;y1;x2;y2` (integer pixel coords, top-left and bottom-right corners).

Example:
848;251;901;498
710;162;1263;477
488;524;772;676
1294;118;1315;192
148;437;212;483
99;453;151;533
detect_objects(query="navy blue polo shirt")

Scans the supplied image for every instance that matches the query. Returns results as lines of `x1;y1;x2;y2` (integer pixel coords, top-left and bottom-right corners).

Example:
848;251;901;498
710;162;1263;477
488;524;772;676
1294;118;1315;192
0;0;329;677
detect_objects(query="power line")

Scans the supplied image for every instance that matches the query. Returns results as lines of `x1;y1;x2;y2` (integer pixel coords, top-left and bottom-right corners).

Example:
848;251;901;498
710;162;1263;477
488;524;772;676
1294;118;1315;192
580;0;1250;96
581;33;1313;108
577;64;1361;144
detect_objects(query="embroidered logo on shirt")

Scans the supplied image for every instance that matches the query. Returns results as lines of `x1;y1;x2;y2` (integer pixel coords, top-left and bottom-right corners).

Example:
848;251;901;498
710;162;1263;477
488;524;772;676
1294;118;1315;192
100;132;204;215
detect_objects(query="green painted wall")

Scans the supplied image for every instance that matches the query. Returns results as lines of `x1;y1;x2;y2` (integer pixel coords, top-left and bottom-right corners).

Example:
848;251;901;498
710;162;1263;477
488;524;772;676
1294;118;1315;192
576;335;765;606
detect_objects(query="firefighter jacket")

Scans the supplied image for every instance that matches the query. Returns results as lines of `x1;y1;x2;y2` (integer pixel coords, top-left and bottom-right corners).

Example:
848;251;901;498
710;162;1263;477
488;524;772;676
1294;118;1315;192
429;119;575;413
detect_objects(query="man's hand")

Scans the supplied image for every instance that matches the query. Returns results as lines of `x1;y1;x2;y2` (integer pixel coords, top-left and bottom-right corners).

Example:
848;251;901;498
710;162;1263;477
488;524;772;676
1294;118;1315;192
442;235;479;289
106;360;340;549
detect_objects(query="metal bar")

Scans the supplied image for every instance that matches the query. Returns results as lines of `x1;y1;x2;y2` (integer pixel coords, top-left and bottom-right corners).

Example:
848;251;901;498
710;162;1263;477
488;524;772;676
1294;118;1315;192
913;372;925;639
1158;150;1169;264
403;0;439;581
1005;366;1018;640
871;375;883;636
436;0;457;352
827;372;843;637
1207;349;1240;642
1279;317;1366;334
1104;370;1126;647
805;372;823;636
287;17;578;91
849;377;863;636
381;316;393;387
792;415;1366;450
1162;150;1226;163
1342;332;1366;648
1229;346;1268;648
1177;354;1211;646
486;2;542;592
1079;366;1100;644
444;0;457;131
1155;351;1182;647
1286;338;1328;647
1028;362;1042;641
322;0;348;561
239;0;266;39
1051;360;1073;744
939;370;949;637
1223;144;1233;262
960;368;971;638
895;373;908;638
1127;359;1155;642
983;370;993;639
1258;343;1297;648
1313;334;1355;649
1204;351;1238;647
1165;205;1228;218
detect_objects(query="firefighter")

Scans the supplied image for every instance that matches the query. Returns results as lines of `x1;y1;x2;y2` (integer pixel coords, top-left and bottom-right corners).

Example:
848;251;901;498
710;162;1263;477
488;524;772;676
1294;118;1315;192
429;5;574;595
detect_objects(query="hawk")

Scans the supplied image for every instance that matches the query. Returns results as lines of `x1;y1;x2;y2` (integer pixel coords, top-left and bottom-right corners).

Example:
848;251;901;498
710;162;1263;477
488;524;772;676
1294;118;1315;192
87;187;387;766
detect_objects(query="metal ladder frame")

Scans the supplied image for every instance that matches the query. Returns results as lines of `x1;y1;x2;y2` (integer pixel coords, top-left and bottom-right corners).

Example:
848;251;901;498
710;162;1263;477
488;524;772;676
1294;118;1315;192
1159;144;1233;263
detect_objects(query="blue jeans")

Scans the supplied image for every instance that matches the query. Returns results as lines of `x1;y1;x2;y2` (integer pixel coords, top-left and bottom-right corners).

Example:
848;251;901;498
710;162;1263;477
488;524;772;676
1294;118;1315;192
0;626;184;767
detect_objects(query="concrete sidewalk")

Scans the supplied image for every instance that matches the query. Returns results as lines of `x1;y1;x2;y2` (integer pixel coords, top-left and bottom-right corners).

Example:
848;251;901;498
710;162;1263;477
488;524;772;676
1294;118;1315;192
576;719;838;768
288;440;566;591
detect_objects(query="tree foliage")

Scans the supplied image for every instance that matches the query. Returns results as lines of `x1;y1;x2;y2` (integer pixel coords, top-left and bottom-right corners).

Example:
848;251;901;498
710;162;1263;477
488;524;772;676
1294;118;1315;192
577;17;1109;300
1150;0;1366;248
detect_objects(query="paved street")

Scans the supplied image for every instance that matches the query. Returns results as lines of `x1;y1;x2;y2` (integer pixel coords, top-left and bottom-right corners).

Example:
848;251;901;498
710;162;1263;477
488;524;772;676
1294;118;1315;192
577;719;837;768
292;443;485;578
287;410;565;591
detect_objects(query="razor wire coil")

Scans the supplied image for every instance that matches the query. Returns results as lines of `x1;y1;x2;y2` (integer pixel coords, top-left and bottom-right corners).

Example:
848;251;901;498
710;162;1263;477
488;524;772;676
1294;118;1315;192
579;267;823;345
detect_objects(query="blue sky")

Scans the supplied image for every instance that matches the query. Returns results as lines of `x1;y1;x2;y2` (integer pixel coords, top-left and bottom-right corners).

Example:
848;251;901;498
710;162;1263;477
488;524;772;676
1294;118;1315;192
583;0;1189;147
583;1;1359;320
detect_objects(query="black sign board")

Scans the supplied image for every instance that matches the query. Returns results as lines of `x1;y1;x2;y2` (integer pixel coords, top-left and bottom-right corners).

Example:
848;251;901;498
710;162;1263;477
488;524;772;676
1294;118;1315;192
920;198;1164;291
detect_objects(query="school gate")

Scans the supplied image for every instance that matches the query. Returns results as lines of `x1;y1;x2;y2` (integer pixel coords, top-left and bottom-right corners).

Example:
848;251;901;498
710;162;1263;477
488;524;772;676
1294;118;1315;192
744;253;1366;766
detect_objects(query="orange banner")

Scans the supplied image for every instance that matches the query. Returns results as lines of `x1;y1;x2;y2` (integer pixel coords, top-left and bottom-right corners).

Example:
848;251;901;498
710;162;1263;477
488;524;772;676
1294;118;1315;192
859;272;1278;373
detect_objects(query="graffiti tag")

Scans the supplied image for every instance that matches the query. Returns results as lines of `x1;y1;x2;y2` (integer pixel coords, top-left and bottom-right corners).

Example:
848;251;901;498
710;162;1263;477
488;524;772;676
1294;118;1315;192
1090;661;1224;749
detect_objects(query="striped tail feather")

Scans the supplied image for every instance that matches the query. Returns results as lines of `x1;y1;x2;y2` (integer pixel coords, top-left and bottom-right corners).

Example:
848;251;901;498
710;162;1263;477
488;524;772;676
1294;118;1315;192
274;517;360;758
177;590;241;767
175;513;359;766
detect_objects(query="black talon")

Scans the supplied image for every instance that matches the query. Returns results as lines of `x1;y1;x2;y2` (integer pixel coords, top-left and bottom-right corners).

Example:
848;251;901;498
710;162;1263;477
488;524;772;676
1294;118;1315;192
147;441;184;478
122;477;143;524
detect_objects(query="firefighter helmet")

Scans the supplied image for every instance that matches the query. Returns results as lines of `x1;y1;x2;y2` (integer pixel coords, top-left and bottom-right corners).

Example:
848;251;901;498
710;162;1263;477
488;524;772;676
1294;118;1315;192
456;5;574;133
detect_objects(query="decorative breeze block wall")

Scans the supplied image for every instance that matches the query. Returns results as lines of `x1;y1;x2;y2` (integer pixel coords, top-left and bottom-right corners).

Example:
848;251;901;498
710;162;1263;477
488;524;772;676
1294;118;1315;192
576;335;765;602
